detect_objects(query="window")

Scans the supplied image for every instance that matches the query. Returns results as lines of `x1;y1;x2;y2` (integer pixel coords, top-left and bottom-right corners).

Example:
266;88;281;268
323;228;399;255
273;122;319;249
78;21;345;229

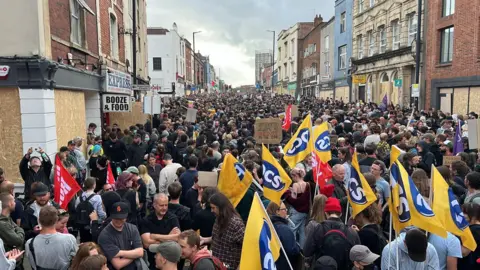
153;57;162;70
314;43;317;52
284;42;288;57
109;14;118;59
291;39;295;56
70;0;82;45
443;0;455;17
290;62;294;75
359;0;364;13
340;12;346;33
392;20;400;50
324;36;329;52
339;45;347;70
379;26;386;53
368;31;375;56
369;0;375;8
357;35;364;59
408;13;417;45
440;27;454;63
325;60;330;74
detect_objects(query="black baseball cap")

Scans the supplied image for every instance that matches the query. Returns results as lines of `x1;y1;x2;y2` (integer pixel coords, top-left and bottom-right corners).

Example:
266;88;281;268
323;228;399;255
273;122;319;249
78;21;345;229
405;229;428;262
110;202;130;219
32;183;49;197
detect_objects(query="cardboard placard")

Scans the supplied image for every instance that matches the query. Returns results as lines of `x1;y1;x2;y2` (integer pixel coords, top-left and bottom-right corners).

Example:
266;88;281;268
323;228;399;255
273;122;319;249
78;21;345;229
467;119;480;149
286;105;299;117
257;95;263;101
197;171;218;187
254;118;283;144
443;156;461;166
185;108;197;123
330;135;339;146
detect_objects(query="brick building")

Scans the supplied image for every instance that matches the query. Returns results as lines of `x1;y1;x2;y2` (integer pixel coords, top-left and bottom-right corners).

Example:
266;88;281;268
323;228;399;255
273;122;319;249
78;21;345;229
194;52;205;90
425;0;480;113
185;39;193;90
299;15;325;97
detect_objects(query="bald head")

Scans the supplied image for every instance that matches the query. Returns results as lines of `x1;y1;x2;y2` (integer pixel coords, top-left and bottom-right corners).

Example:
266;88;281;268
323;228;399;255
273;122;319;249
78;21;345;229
0;181;14;195
332;164;346;182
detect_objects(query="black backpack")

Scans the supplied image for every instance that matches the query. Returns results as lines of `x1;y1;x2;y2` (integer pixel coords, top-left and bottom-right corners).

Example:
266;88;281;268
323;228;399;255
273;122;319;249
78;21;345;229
319;224;354;269
75;194;95;228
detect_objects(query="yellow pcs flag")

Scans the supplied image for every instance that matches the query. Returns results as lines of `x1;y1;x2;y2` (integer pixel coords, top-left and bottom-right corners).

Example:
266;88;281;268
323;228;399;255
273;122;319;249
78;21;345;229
389;160;447;237
347;151;377;217
261;144;292;206
390;145;404;167
239;193;281;270
218;154;253;207
312;122;332;163
431;166;477;251
283;114;313;168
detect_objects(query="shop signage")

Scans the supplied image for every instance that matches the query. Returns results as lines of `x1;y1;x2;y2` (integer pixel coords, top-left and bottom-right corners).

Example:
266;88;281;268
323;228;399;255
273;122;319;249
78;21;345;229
105;69;132;95
0;65;10;78
102;94;131;112
352;75;367;84
411;84;420;97
132;84;151;91
394;79;402;87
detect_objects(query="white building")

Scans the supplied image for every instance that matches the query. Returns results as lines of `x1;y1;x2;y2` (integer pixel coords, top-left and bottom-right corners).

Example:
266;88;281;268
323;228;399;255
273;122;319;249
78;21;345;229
147;23;186;96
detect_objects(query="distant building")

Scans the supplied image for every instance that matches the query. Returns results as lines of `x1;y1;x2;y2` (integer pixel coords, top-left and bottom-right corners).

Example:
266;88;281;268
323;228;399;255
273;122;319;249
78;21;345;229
334;0;354;101
319;16;335;99
255;51;273;84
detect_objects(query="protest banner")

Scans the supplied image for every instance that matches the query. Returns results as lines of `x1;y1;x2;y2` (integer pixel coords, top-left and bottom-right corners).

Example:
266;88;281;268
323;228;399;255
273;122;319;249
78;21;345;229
467;119;480;149
443;156;461;166
185;108;197;123
254;118;283;144
197;171;218;187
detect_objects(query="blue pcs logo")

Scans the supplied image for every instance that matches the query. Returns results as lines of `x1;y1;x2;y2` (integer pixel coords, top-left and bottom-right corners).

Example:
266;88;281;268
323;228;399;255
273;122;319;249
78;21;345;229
262;161;286;191
448;189;469;230
391;164;411;223
285;128;310;156
234;162;246;181
409;176;434;217
315;131;330;152
348;169;367;205
259;219;276;270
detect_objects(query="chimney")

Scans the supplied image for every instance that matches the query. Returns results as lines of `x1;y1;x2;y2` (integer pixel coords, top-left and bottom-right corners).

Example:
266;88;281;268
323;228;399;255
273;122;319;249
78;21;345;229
314;15;323;27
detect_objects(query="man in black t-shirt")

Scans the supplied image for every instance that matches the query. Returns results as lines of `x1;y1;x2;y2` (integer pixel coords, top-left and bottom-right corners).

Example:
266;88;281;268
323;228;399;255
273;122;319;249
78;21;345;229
140;193;180;269
98;202;145;270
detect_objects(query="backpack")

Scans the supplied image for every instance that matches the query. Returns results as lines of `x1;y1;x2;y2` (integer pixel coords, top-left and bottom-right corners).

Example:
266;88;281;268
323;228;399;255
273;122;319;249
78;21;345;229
75;194;95;228
363;226;388;252
191;254;227;270
318;224;354;269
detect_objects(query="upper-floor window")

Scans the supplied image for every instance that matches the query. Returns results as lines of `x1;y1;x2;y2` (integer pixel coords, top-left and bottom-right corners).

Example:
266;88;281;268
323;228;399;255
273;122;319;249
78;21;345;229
368;31;375;56
110;14;119;59
359;0;364;13
443;0;455;17
440;27;454;63
379;26;386;53
391;20;401;50
408;13;417;45
70;0;83;45
339;45;347;70
357;35;364;59
324;36;330;52
284;42;288;57
153;57;162;70
291;39;295;56
340;12;346;33
369;0;375;8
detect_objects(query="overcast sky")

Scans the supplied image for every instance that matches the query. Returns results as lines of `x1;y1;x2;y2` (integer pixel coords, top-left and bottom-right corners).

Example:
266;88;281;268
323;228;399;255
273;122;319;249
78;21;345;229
146;0;335;87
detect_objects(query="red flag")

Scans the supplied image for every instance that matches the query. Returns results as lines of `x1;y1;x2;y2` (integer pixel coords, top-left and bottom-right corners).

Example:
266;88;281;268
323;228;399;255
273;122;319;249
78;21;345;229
107;161;115;185
54;156;82;210
312;152;332;189
282;104;292;131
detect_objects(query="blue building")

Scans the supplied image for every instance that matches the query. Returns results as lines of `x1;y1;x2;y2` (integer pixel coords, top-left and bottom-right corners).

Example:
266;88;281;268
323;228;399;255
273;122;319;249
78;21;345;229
333;0;353;101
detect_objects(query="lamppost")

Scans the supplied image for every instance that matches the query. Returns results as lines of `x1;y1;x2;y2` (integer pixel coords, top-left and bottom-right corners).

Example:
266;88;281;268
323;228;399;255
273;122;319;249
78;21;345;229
267;30;275;92
193;31;202;89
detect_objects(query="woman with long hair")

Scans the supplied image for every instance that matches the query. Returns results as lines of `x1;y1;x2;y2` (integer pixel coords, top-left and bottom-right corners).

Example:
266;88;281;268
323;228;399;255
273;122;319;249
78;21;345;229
411;169;430;199
138;165;156;205
267;201;301;270
70;242;103;270
284;167;311;247
353;204;384;269
458;203;480;269
436;165;466;199
55;210;70;234
114;172;139;225
202;193;245;270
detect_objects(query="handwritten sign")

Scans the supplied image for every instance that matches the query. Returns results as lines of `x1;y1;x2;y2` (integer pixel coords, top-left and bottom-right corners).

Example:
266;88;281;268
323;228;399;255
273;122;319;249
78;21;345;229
185;108;197;123
254;118;283;144
443;156;461;166
197;171;218;187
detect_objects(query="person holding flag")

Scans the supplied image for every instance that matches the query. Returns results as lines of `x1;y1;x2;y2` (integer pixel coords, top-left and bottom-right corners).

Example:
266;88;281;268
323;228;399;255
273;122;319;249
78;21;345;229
218;153;253;207
453;121;464;155
239;193;284;270
261;144;292;206
283;114;313;169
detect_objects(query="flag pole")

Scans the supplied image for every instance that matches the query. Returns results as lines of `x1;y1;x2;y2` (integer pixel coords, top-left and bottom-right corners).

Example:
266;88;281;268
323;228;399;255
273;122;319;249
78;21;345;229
344;201;350;225
387;206;393;268
255;192;294;270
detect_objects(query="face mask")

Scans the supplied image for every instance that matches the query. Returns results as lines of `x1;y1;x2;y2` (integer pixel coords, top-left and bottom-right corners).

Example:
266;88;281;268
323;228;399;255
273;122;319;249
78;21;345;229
145;137;150;142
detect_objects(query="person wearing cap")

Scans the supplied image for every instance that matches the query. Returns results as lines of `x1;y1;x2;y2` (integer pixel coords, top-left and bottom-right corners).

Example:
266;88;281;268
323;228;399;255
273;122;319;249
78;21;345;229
149;241;181;270
304;197;360;268
19;146;53;200
126;166;148;218
158;154;183;194
381;228;439;270
21;182;59;240
127;133;148;168
98;202;145;270
350;245;380;270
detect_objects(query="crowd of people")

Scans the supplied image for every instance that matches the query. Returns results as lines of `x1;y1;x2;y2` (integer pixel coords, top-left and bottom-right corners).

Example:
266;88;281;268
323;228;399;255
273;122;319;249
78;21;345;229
0;92;479;270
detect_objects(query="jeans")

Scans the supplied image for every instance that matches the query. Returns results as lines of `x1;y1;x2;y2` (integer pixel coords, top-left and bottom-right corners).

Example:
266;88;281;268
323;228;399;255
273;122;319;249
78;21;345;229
289;207;307;248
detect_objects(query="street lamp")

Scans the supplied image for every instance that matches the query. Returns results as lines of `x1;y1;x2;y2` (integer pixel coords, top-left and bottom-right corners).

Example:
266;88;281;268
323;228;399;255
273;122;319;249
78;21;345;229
267;30;275;92
193;31;202;89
